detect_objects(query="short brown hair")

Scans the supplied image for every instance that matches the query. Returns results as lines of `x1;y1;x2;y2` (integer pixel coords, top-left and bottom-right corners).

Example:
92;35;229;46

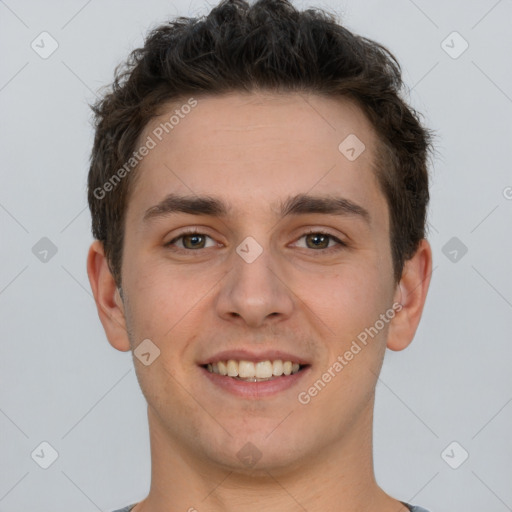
88;0;433;287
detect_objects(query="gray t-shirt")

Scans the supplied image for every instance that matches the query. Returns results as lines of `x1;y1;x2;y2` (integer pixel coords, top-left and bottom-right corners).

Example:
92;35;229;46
111;502;431;511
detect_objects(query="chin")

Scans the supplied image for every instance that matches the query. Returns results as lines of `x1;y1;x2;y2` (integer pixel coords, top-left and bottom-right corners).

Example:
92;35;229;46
201;431;310;476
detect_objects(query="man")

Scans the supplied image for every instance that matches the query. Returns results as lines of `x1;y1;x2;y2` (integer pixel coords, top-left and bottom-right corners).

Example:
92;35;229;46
86;0;434;510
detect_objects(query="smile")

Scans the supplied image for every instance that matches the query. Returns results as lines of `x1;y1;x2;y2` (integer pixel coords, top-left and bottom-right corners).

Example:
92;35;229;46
203;359;305;381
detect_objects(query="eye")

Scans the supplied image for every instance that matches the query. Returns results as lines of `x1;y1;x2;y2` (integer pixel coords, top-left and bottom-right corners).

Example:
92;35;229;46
166;231;217;250
164;230;346;253
293;231;346;251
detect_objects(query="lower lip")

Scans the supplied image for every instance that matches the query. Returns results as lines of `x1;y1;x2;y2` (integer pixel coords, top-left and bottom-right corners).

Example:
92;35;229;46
200;365;311;399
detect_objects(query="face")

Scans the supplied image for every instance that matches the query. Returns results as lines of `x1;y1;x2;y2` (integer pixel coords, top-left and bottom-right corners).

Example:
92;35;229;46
107;92;403;473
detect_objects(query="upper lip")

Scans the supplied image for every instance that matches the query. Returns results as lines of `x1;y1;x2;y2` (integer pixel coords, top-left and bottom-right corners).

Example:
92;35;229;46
199;349;311;366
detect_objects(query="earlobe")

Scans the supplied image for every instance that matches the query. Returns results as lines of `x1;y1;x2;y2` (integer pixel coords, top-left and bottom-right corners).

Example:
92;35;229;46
86;240;131;352
386;239;433;351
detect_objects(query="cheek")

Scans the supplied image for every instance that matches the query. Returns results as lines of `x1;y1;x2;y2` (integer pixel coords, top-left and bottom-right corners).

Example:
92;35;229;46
121;240;234;380
122;255;224;345
292;257;392;341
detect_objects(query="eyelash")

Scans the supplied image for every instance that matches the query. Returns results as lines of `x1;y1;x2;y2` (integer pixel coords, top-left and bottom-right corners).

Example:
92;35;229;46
165;228;347;254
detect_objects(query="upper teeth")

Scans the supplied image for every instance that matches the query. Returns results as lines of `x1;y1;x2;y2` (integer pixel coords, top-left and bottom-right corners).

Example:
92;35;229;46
207;360;301;378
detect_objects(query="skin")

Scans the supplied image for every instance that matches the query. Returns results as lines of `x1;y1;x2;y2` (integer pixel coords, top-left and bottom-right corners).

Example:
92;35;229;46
87;91;432;512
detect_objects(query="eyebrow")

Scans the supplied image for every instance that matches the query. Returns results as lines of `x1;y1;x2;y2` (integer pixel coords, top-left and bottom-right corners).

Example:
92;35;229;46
143;192;371;225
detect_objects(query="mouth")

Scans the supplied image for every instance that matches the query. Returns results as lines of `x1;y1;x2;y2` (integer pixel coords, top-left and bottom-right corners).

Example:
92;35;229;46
198;350;312;398
201;359;309;382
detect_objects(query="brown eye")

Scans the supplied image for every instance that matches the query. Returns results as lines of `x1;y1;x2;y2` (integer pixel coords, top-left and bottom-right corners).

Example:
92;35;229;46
305;233;331;249
182;234;206;249
166;232;216;250
292;231;347;253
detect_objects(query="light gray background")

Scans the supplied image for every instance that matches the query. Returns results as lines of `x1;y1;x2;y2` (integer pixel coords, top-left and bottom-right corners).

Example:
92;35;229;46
1;1;511;511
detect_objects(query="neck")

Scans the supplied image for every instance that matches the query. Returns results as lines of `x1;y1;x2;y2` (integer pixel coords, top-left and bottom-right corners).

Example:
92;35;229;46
132;398;407;512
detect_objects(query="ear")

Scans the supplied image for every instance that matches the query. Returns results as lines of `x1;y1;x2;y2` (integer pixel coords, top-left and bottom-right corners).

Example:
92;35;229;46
86;240;131;352
387;238;432;351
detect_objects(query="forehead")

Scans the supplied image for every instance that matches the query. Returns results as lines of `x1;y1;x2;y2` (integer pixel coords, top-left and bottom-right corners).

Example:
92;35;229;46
128;91;386;224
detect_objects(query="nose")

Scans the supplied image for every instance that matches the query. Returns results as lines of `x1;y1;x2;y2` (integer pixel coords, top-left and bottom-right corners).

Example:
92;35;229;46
214;241;294;328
